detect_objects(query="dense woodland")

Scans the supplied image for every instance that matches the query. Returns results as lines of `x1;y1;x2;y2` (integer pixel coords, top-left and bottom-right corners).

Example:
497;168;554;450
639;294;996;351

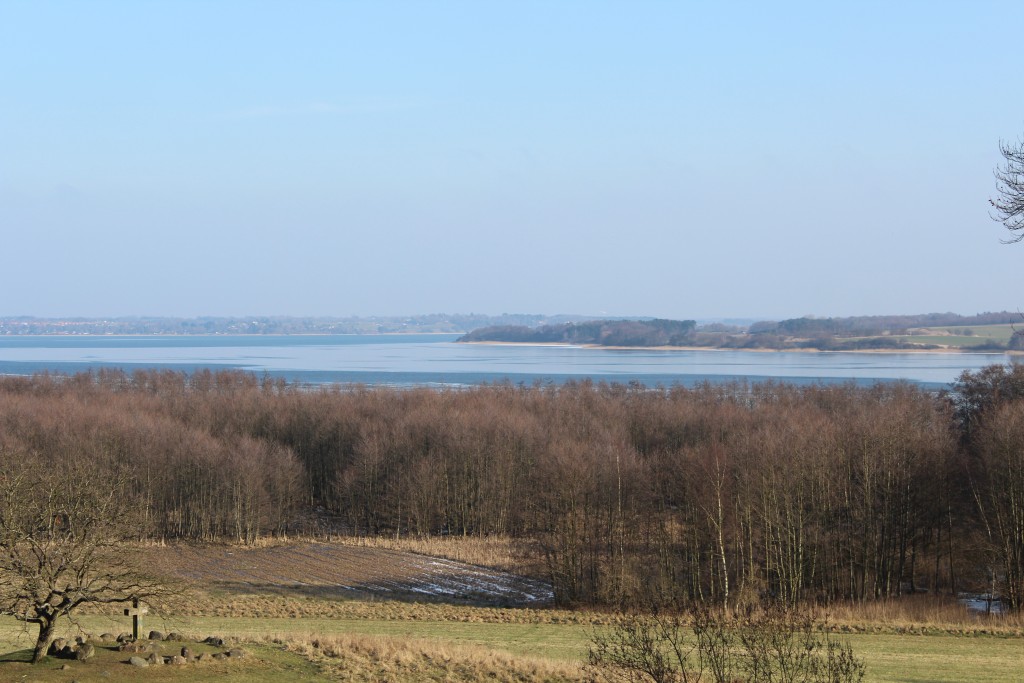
1;368;1023;610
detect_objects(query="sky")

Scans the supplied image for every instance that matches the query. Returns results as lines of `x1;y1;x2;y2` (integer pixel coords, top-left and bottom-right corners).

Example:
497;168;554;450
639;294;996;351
2;1;1023;321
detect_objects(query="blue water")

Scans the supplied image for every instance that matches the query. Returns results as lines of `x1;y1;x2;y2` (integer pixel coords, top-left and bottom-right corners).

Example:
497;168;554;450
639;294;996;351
0;334;1013;389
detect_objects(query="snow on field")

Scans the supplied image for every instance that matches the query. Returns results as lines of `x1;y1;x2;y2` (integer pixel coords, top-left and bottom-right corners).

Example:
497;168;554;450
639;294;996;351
404;558;554;603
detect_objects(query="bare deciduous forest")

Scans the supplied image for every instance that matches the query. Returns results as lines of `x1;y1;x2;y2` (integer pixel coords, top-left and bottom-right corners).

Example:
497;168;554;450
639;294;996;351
1;367;1022;611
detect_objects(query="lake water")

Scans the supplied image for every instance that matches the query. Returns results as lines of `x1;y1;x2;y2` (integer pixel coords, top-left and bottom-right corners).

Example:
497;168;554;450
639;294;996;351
0;334;1015;390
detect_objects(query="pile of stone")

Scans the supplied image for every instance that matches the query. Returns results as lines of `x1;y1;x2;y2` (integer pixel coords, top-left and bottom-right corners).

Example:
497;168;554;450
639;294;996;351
120;633;245;667
48;631;246;667
46;636;95;661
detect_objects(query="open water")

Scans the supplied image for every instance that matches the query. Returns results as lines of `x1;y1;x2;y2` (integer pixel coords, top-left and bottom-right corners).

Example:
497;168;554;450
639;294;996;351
0;334;1015;390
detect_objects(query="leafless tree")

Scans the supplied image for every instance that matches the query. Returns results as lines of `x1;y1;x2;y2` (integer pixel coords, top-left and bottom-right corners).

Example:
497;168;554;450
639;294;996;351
969;401;1024;611
0;447;164;663
0;370;991;610
992;137;1024;242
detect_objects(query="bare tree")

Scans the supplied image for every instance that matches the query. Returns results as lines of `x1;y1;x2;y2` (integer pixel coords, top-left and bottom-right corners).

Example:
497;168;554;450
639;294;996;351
588;601;709;683
969;401;1024;611
992;136;1024;242
0;447;163;663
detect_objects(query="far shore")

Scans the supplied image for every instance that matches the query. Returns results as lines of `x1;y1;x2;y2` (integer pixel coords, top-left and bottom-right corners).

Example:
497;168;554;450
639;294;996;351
462;340;1022;355
0;331;462;337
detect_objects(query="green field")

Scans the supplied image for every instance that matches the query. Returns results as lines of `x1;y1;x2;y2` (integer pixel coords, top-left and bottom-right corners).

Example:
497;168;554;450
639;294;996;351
0;543;1021;682
1;609;1022;682
888;323;1019;349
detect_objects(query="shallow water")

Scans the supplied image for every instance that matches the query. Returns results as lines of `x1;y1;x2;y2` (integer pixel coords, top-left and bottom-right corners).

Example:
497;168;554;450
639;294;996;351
0;334;1014;389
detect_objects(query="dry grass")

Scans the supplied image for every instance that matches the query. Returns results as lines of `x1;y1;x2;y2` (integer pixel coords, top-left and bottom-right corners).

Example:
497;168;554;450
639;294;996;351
81;591;599;627
267;632;586;682
333;534;543;576
188;530;543;578
815;595;1024;635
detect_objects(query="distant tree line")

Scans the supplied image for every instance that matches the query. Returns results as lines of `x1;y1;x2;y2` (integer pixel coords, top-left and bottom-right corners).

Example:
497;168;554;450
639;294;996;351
1;367;1024;609
459;319;698;346
461;312;1023;351
0;313;596;336
7;310;1020;350
749;311;1022;337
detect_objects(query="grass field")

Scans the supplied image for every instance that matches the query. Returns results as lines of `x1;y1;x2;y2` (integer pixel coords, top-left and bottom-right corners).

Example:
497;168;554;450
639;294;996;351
0;541;1022;682
886;323;1019;349
2;612;1022;682
926;324;1018;341
0;640;325;683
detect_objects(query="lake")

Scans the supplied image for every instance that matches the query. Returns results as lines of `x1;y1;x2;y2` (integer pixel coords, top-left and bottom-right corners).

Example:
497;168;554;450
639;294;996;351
0;334;1015;390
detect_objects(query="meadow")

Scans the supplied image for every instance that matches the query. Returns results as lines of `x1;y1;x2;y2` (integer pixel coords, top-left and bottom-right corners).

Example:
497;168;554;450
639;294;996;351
2;540;1023;682
884;323;1018;348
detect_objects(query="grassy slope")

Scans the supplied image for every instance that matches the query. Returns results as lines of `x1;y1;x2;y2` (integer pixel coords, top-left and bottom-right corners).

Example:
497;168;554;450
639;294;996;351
0;541;1022;682
2;609;1022;682
881;323;1018;349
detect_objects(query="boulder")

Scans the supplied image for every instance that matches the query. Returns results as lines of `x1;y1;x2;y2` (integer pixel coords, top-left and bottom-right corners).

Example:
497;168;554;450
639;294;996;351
75;643;96;661
148;630;164;641
227;648;247;658
146;652;162;666
169;655;187;665
203;636;224;646
166;632;185;641
128;656;148;667
48;638;68;655
99;633;116;642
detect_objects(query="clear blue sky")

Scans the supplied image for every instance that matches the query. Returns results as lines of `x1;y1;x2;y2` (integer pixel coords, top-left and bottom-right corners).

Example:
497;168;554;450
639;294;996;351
2;1;1022;320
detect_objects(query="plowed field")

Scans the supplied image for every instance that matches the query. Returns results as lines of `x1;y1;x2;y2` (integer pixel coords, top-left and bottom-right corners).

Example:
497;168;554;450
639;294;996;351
145;542;553;607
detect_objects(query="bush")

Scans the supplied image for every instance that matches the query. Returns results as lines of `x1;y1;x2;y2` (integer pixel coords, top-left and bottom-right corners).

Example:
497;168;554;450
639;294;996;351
589;602;865;683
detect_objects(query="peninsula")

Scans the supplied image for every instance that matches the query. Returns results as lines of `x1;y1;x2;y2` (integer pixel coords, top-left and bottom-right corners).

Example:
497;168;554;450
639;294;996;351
459;311;1024;352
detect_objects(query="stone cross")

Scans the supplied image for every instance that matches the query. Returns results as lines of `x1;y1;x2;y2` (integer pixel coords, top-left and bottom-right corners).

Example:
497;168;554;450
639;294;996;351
124;598;148;640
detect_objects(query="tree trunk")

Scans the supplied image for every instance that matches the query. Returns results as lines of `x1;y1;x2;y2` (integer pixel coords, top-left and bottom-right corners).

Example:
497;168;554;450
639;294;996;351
31;617;56;664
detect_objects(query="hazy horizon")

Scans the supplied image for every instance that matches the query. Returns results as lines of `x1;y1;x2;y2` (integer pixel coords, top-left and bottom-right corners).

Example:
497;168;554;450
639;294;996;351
0;309;1018;326
3;2;1023;320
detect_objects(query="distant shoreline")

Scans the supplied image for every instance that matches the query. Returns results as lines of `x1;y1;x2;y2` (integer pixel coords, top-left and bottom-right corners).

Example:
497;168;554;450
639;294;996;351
462;340;1020;355
1;333;1018;355
0;331;462;337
